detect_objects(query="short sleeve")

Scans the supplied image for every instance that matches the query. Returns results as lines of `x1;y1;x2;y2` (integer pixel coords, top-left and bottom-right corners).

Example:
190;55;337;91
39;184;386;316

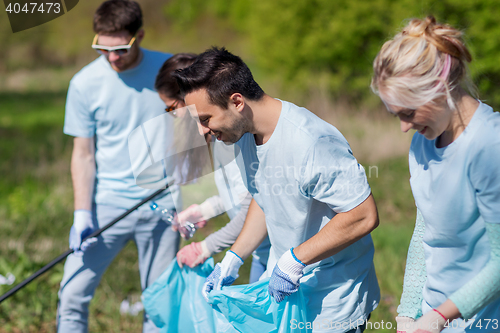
299;135;371;213
63;80;95;138
470;141;500;224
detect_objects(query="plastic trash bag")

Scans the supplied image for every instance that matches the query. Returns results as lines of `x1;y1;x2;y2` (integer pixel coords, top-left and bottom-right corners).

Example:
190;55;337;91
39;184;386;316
142;258;309;333
142;258;217;333
209;278;310;333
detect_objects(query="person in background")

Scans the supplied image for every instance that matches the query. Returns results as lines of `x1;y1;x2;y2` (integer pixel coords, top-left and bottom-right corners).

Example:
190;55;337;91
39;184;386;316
371;16;500;333
174;47;380;333
154;53;270;283
57;1;181;332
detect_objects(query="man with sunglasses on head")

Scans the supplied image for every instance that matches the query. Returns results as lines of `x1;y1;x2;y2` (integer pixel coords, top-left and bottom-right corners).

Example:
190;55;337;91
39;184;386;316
58;1;181;332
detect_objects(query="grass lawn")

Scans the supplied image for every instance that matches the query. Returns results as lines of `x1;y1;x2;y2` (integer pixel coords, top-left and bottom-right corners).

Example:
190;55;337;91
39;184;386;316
0;92;416;332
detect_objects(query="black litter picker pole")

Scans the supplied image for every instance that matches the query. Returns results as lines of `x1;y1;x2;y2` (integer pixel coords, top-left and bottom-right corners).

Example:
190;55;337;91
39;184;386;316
0;186;169;304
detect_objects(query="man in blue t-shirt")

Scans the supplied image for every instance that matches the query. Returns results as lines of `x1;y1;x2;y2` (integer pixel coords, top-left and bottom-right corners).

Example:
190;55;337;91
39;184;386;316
57;1;181;332
173;47;380;333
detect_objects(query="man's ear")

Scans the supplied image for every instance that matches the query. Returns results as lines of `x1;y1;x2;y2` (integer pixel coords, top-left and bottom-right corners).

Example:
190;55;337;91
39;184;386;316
229;93;245;113
136;29;145;44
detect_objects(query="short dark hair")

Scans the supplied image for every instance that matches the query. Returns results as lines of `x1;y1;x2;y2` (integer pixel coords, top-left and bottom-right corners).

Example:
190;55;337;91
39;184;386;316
155;53;198;100
172;47;265;109
93;0;142;35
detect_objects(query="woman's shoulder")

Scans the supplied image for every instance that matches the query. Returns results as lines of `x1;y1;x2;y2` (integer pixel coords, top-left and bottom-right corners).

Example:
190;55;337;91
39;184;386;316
470;103;500;150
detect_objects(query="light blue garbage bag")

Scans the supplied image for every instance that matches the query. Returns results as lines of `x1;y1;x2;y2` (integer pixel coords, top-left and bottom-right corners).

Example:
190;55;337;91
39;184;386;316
142;258;309;333
142;258;218;333
209;277;310;333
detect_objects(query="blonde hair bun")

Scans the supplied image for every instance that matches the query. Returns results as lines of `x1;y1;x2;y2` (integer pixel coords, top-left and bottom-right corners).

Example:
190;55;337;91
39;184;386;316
371;15;475;111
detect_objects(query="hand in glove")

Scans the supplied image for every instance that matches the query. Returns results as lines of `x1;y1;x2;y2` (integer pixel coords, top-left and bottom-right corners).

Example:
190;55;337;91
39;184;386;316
176;241;211;268
202;250;243;302
268;248;306;303
69;210;97;256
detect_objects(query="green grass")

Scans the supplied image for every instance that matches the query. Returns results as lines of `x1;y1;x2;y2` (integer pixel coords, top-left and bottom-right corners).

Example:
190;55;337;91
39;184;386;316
362;157;416;332
0;92;416;332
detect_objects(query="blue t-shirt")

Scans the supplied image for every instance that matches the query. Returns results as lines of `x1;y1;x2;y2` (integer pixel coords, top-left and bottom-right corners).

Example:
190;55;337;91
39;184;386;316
236;100;379;330
63;49;181;210
409;101;500;324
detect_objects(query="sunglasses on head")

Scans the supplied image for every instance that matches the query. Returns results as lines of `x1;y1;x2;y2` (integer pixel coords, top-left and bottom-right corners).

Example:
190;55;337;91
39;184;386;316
91;34;136;56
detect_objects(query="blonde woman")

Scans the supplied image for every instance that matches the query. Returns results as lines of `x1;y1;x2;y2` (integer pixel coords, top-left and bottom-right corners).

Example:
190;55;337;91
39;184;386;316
372;16;500;333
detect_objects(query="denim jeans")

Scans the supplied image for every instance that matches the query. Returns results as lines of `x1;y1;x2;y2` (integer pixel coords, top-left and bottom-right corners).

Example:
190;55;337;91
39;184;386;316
249;256;267;283
57;204;180;333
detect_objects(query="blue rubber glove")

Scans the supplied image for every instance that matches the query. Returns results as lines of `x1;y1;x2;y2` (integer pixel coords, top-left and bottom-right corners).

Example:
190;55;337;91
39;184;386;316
268;248;306;303
202;250;243;302
69;210;98;256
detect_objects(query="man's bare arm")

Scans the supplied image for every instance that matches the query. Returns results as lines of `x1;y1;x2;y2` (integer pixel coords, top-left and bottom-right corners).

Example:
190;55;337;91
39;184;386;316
71;137;96;210
294;194;379;265
230;198;268;260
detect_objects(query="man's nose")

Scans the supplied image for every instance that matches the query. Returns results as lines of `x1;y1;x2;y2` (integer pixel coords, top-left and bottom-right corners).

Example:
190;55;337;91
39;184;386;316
197;122;210;136
108;51;121;62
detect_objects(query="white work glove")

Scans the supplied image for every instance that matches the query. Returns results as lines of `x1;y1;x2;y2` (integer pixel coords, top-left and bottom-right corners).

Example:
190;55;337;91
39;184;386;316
69;210;98;256
176;240;211;268
0;273;15;285
202;250;243;302
406;310;447;333
396;316;416;333
268;248;306;303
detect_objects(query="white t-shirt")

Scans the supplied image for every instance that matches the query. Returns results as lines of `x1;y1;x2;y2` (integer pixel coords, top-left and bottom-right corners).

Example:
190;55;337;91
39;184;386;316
212;139;249;219
64;49;181;210
409;101;500;325
210;139;271;265
236;100;379;330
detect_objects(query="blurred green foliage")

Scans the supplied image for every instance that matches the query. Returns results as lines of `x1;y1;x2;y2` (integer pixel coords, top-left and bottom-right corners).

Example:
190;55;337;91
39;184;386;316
3;1;500;105
164;0;500;106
